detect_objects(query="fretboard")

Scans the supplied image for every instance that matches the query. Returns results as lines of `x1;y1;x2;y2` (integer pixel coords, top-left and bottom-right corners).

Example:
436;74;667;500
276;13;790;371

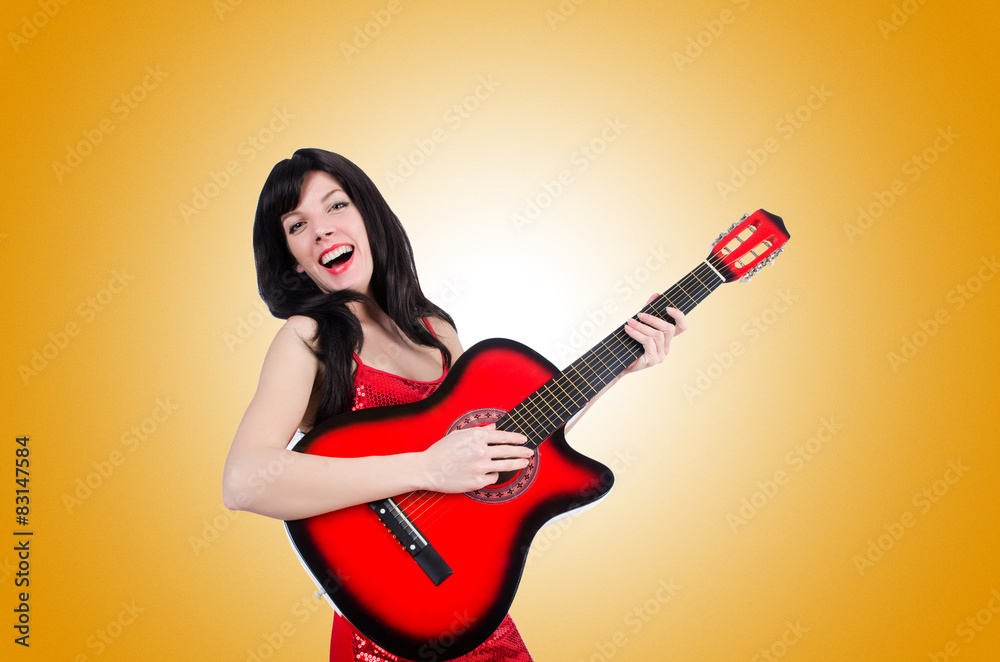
496;260;725;447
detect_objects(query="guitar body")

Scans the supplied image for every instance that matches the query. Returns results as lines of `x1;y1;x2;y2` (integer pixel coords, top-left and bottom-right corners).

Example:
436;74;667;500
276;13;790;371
286;338;615;660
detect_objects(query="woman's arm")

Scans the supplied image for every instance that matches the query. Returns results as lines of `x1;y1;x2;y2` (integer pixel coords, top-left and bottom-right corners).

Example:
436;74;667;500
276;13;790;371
221;316;531;520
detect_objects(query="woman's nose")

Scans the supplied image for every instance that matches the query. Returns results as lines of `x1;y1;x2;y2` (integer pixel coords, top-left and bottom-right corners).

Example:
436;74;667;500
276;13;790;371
313;219;335;241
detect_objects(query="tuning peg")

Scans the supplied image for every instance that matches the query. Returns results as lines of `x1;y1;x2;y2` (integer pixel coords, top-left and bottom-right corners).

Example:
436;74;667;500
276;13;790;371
710;213;749;249
739;246;784;282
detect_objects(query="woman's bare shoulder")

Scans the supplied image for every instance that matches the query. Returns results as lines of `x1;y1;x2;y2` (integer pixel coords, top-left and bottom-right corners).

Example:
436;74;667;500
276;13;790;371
281;315;319;347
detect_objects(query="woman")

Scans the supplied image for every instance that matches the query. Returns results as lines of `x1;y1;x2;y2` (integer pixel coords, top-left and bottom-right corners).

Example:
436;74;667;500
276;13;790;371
222;148;686;661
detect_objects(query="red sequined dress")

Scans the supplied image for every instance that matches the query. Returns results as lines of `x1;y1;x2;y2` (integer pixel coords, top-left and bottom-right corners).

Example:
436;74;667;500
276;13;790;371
328;319;534;662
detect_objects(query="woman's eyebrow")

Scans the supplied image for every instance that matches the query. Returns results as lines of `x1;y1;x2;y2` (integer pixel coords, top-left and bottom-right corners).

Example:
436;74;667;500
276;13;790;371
281;188;344;222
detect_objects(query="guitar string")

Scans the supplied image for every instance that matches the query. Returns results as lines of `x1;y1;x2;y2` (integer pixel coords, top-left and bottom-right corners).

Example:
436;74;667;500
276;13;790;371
397;260;728;525
399;487;446;519
409;492;456;530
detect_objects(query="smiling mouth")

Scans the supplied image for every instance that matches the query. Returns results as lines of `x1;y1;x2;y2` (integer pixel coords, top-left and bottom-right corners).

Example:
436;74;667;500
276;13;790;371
320;245;354;269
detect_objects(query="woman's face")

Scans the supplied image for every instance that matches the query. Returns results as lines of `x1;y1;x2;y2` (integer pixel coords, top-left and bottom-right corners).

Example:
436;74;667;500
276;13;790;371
281;170;374;297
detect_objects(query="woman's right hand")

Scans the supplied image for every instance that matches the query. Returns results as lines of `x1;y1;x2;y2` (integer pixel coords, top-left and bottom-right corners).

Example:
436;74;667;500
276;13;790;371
418;424;533;493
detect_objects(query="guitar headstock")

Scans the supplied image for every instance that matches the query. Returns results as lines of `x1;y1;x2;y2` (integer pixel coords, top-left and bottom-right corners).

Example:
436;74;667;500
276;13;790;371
708;209;790;283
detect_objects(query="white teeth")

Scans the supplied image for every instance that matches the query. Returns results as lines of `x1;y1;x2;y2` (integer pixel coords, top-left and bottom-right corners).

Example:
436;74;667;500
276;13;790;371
321;245;353;266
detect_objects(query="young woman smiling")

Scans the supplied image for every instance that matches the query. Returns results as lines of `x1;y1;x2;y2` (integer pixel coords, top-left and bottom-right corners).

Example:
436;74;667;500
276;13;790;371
222;148;686;661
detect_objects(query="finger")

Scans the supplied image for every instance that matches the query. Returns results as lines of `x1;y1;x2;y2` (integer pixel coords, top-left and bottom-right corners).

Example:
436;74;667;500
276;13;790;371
491;457;531;472
483;429;528;445
482;459;532;487
634;313;676;350
665;306;688;334
623;328;661;371
469;424;526;446
625;317;666;355
623;320;658;356
488;444;535;459
640;293;679;329
626;315;665;337
635;311;675;331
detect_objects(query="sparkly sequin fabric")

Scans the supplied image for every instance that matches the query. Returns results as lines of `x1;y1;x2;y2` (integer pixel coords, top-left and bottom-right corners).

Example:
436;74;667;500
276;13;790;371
349;352;445;411
330;320;533;661
331;614;532;662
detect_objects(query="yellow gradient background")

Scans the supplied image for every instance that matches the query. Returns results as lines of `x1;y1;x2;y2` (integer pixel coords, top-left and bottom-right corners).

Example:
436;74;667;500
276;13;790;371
2;0;999;660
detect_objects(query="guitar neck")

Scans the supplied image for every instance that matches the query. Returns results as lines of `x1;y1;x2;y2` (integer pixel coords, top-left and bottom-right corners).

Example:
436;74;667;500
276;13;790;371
496;259;725;447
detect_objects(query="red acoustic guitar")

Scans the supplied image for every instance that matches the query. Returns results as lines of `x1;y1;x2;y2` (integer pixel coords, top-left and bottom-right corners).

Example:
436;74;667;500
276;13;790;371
286;210;790;660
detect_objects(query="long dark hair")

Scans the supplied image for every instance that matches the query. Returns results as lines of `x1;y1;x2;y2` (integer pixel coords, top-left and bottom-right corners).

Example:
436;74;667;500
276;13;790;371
252;148;454;424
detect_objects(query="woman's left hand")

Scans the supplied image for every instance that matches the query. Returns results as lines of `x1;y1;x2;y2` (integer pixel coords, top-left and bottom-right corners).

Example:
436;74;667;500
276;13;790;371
621;297;688;375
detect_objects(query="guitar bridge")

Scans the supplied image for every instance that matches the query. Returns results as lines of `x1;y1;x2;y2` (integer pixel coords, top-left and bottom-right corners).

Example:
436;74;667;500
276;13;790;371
368;498;453;585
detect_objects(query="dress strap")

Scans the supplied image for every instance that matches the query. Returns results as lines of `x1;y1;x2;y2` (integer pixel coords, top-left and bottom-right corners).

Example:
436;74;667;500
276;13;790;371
421;317;446;369
422;316;437;338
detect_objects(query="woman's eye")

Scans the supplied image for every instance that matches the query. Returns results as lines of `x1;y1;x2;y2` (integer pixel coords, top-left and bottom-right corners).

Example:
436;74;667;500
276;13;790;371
288;221;304;233
330;201;348;211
